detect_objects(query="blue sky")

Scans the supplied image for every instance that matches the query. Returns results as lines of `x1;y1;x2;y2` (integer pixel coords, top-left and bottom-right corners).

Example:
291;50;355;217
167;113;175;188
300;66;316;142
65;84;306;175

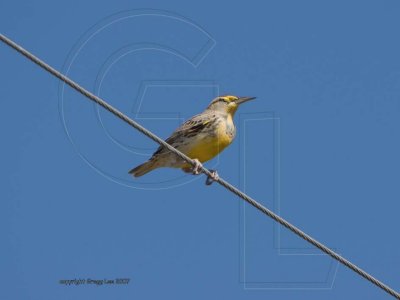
1;0;400;299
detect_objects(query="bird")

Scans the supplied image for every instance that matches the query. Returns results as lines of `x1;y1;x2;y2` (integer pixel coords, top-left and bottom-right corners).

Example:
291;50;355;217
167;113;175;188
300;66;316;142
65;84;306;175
129;95;255;184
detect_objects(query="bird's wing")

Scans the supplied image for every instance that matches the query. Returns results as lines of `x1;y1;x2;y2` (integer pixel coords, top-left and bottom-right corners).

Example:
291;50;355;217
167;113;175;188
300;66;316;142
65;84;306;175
151;113;214;157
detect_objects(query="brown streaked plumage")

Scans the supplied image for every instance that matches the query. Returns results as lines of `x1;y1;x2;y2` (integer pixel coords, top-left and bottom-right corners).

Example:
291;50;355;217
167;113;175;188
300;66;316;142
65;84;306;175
129;95;255;177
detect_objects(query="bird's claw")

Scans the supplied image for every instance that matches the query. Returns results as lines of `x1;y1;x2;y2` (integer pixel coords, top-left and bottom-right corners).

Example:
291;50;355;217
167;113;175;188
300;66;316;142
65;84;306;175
190;159;218;185
205;170;219;185
191;159;203;175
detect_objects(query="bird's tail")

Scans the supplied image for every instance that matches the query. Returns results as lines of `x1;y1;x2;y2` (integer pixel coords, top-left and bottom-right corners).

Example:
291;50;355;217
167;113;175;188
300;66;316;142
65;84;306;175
128;159;158;177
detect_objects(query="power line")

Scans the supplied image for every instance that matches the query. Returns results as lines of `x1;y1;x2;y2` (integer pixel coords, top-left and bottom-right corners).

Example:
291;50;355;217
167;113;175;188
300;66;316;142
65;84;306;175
1;33;399;299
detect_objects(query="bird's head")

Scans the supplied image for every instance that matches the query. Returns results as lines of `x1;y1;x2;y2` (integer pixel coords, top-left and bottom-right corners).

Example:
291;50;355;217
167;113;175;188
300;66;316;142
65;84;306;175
207;95;256;115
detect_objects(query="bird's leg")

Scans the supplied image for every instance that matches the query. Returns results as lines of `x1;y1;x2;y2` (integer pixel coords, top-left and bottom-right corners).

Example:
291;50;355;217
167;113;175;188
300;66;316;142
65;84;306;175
205;169;219;185
187;159;219;186
191;158;203;175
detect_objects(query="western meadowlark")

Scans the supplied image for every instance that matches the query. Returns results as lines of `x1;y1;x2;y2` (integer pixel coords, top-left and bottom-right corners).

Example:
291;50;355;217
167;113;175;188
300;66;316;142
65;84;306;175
129;95;255;184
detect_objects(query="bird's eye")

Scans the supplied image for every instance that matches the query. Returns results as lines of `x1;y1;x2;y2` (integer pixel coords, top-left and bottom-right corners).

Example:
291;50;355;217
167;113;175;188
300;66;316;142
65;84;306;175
218;98;227;102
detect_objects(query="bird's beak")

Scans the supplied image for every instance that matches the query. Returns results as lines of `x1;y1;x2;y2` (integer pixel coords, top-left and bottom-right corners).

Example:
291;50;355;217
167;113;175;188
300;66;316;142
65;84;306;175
235;96;256;105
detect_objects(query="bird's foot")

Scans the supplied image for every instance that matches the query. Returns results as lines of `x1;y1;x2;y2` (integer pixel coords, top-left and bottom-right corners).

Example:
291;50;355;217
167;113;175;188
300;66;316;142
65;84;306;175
205;169;219;186
189;159;218;185
191;159;203;175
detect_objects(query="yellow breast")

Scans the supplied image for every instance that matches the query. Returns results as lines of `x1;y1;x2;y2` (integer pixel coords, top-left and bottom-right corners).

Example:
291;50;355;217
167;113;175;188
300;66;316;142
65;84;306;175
185;117;234;163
